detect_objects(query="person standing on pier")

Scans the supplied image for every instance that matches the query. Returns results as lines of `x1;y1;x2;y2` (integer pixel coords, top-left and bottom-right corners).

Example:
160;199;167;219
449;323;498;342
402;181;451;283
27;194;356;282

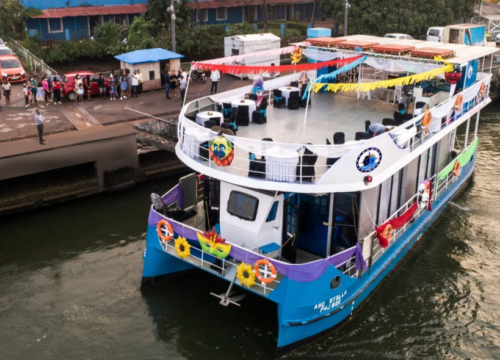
179;75;186;102
2;79;12;107
210;69;220;94
164;71;171;99
34;108;45;145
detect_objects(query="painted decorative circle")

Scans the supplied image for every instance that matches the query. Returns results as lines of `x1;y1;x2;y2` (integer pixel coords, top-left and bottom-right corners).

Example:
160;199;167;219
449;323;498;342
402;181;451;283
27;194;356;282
356;147;382;173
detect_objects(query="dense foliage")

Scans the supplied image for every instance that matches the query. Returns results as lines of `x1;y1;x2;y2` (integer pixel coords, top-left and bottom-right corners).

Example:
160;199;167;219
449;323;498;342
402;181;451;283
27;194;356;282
0;0;28;40
320;0;480;36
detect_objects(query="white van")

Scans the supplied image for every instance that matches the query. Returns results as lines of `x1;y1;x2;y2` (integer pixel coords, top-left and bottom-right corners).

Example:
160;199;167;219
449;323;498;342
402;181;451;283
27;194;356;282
385;33;414;40
427;27;445;42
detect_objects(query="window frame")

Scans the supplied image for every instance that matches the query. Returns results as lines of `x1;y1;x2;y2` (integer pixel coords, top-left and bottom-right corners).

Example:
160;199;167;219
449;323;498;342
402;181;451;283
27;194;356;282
203;9;209;22
216;7;227;21
47;18;63;33
227;191;259;221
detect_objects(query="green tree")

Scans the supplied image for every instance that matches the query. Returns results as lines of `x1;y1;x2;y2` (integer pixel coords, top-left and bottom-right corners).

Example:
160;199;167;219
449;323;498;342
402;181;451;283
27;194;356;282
320;0;480;36
0;0;28;40
95;21;127;55
127;15;157;50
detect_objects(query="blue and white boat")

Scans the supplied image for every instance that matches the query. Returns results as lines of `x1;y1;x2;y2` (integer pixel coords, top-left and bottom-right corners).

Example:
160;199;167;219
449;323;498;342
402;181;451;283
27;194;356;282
142;35;495;356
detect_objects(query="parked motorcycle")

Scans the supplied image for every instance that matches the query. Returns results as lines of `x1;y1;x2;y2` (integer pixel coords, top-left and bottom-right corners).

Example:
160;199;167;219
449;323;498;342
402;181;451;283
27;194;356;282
191;70;207;83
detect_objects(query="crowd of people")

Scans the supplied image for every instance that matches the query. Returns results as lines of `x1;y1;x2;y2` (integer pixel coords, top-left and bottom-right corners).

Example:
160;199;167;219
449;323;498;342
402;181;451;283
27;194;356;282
164;68;189;100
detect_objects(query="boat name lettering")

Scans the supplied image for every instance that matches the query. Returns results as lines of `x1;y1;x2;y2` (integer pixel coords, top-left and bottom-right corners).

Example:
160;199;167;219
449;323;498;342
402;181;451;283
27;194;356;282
313;290;348;313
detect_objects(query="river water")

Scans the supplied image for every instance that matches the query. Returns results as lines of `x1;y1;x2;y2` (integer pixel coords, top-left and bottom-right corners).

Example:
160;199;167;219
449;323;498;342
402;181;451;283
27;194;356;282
1;105;500;359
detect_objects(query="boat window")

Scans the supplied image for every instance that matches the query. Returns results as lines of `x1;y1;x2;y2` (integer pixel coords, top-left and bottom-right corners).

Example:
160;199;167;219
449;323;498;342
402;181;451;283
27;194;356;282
266;201;279;222
428;29;440;37
331;192;360;254
228;191;259;221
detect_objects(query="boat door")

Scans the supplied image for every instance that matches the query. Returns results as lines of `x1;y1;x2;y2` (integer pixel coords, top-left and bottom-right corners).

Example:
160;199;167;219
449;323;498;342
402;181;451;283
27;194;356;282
282;194;299;263
203;177;220;231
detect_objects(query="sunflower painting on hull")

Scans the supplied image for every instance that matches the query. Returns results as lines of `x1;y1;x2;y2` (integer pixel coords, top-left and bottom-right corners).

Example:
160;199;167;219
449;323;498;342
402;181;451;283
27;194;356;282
209;136;234;167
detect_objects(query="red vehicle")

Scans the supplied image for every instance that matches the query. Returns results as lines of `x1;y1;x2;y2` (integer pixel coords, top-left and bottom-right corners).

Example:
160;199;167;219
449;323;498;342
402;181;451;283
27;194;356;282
1;55;27;83
62;71;110;101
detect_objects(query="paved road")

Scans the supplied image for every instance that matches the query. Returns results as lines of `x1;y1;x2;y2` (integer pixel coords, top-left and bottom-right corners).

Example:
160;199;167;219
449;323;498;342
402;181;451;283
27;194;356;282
0;74;253;141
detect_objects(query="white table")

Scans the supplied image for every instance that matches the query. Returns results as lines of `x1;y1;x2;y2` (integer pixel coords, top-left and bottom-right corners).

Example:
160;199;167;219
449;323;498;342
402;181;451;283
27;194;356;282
279;86;300;106
231;99;256;122
265;147;299;182
196;111;223;127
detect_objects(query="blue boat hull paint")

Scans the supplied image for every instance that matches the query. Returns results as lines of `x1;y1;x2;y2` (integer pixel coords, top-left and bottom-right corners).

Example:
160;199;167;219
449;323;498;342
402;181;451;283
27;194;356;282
141;225;195;288
275;155;476;355
140;154;476;355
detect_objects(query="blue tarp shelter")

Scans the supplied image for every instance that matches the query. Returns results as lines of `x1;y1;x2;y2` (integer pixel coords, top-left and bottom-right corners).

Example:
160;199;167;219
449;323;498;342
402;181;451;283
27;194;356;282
115;48;183;65
115;48;184;91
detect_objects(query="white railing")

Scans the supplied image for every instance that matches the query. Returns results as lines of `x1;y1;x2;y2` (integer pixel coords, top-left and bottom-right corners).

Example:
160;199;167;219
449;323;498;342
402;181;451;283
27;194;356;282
365;173;437;267
8;37;57;76
178;74;491;186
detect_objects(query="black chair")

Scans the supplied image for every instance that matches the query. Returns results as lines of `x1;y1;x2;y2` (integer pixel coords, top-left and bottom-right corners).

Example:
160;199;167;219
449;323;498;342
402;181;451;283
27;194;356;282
288;91;300;110
209;117;221;126
237;106;250;126
273;89;285;108
199;141;209;160
364;120;371;133
253;98;267;124
222;103;232;118
333;132;345;145
382;118;397;126
204;120;216;129
248;93;258;101
291;81;299;88
297;145;317;182
299;84;311;108
223;120;238;135
415;101;426;109
249;155;266;178
230;107;238;122
355;132;371;141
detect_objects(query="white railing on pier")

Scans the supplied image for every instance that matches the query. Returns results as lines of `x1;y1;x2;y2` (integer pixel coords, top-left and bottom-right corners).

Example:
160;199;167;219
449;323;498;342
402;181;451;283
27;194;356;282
8;37;57;76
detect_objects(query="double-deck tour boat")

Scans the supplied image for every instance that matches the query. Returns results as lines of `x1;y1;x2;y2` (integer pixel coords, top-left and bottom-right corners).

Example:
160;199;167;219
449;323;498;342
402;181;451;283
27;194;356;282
142;35;496;356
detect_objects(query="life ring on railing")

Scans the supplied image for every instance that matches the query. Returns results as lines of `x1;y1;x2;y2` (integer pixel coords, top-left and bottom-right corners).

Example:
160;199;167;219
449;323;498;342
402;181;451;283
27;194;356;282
422;110;432;130
253;259;277;285
157;219;174;242
452;161;461;177
381;224;393;242
479;82;486;99
455;94;463;112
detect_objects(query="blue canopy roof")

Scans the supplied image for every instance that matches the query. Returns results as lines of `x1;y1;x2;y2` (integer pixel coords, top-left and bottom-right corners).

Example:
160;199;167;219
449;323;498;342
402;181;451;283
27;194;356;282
115;48;184;65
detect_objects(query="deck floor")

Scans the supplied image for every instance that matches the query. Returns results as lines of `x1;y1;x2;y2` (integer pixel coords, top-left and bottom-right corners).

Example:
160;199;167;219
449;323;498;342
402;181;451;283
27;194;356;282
238;92;398;144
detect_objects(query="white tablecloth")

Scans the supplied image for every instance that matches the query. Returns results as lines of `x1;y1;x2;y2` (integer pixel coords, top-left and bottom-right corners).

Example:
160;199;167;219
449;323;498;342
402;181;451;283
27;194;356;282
196;111;223;127
265;147;299;182
279;86;300;106
231;99;256;122
182;129;204;158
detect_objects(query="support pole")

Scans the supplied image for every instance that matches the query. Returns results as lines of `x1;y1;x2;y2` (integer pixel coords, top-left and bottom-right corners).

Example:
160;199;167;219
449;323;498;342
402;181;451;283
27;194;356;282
171;0;176;53
344;0;349;36
473;111;480;139
464;118;470;148
183;66;193;108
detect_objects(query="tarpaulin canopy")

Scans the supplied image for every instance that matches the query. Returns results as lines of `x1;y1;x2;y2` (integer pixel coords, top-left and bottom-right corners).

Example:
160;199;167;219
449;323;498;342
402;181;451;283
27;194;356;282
115;48;183;65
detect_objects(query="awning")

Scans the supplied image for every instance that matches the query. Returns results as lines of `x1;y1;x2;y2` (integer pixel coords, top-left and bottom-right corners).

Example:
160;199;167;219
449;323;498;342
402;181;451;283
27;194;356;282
115;48;184;65
188;0;313;9
31;4;147;19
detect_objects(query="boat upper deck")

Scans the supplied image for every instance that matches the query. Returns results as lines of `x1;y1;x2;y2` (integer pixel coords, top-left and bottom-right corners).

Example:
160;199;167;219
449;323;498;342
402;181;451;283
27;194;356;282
177;39;494;193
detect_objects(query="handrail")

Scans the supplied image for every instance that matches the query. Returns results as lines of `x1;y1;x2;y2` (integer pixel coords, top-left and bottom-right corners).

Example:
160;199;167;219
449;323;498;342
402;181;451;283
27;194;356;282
8;37;57;76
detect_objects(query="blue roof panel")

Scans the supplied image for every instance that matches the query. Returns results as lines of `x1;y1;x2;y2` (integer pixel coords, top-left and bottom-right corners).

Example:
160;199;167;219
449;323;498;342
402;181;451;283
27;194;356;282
115;48;184;65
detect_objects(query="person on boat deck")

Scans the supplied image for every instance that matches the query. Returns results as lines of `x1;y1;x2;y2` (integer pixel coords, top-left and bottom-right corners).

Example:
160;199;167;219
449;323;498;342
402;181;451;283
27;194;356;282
402;84;414;113
151;186;166;215
369;123;390;137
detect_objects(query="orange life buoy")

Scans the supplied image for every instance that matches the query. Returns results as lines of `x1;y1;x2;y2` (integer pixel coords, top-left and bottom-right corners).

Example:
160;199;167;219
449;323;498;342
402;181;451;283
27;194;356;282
382;224;393;242
479;82;486;98
422;110;432;129
157;219;174;242
253;259;277;285
455;94;463;112
452;161;461;177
